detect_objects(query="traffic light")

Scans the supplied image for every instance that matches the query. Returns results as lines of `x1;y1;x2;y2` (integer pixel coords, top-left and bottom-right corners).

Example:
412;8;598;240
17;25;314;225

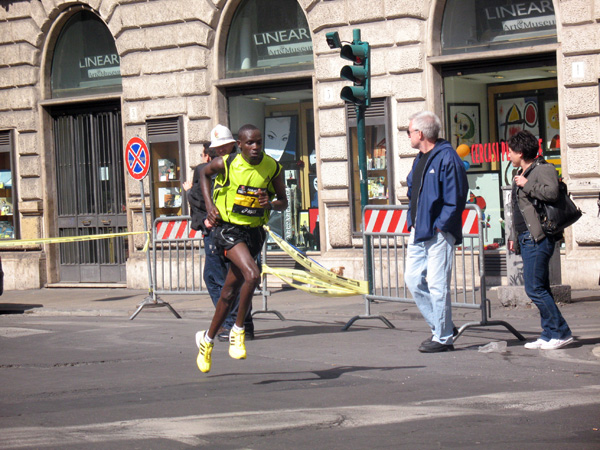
340;40;370;107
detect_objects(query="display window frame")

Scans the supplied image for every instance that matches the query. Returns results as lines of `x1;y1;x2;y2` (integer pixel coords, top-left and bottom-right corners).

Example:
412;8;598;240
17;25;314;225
346;98;394;235
0;130;18;240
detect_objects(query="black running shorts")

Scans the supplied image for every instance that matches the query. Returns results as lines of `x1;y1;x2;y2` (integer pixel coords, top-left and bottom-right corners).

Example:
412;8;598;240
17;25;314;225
213;223;266;259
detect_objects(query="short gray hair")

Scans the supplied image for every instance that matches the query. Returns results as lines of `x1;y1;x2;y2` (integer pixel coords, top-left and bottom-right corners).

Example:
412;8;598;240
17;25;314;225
408;111;442;140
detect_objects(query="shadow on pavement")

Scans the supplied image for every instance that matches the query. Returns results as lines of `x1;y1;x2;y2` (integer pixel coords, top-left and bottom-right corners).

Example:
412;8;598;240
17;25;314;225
0;303;43;315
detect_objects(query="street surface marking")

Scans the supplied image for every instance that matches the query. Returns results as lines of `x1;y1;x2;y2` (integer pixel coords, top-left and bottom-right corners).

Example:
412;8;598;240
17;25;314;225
0;327;51;338
0;385;598;448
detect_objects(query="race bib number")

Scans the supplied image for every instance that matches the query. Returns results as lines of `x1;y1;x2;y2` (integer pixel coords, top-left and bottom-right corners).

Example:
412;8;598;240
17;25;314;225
232;185;265;217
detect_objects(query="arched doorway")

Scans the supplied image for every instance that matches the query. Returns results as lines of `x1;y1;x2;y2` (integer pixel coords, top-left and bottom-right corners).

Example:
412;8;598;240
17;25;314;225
46;10;127;283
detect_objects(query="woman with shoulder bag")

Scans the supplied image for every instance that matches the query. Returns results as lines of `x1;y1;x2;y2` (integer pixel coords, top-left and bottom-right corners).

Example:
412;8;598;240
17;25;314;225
507;130;574;350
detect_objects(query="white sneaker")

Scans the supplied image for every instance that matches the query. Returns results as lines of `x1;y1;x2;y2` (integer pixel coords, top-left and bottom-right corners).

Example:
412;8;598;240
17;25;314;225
524;338;546;349
540;337;574;350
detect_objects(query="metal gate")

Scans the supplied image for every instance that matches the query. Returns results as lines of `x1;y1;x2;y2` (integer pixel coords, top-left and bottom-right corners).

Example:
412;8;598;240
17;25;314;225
52;107;127;282
344;204;524;341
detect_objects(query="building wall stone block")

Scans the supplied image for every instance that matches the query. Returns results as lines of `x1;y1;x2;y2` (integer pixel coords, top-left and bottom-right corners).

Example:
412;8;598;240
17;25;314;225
393;17;424;44
314;55;347;81
572;212;600;245
124;97;188;124
319;188;348;203
386;45;423;74
321;161;349;188
370;49;390;77
0;87;38;111
0;42;38;67
382;72;424;100
316;81;346;109
187;96;210;120
384;0;428;19
595;0;600;21
319;135;348;161
566;146;600;177
347;20;396;47
559;0;593;25
122;71;208;100
121;47;208;77
0;66;38;89
562;24;600;55
308;1;347;32
187;119;212;144
19;154;42;178
327;205;352;247
561;55;599;86
114;0;216;31
397;133;420;157
19;177;42;201
348;0;385;24
564;86;600;118
318;108;347;136
564;116;600;147
116;21;213;56
0;110;38;132
395;99;426;129
18;130;41;157
0;18;41;47
187;143;206;170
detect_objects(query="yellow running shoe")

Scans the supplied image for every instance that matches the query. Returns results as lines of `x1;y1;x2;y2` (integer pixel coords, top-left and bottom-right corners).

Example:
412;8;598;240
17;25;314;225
229;328;246;360
195;331;214;373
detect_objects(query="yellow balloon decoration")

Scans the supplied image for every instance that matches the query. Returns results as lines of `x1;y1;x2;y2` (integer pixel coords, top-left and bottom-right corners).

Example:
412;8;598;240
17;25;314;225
456;144;470;158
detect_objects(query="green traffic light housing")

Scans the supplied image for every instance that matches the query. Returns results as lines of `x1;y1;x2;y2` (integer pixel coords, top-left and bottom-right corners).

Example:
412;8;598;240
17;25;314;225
339;42;370;107
325;31;342;49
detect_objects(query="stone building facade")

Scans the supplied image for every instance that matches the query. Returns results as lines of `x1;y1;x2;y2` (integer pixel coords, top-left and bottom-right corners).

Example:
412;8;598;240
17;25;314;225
0;0;599;290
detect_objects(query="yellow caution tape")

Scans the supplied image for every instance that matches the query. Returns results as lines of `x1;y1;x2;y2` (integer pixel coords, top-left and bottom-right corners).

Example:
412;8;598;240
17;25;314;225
263;225;369;295
0;231;151;252
262;265;360;297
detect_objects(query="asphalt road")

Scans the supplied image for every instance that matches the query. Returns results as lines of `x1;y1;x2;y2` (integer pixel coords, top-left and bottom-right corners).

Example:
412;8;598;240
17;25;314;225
0;291;599;449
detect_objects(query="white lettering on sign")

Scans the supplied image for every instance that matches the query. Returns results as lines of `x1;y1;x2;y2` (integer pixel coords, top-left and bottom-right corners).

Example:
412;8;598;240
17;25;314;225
267;42;313;56
88;67;121;78
502;15;555;31
254;28;310;46
485;1;554;20
79;54;120;69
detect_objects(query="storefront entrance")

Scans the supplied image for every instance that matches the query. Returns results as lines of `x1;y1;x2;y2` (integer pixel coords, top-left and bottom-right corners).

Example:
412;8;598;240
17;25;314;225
51;104;127;282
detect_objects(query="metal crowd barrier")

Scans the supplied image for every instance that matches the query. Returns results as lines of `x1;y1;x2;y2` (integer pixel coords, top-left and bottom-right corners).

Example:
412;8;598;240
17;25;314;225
130;215;271;320
343;204;524;342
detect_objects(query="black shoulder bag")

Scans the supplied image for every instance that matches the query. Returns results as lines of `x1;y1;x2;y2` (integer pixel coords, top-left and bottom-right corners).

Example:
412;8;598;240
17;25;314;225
533;179;582;237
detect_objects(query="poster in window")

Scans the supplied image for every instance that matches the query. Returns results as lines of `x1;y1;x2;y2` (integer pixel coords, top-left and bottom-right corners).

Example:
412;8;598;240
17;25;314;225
447;103;481;169
497;96;540;186
158;187;181;208
466;172;503;248
264;116;298;165
158;159;177;181
0;170;12;189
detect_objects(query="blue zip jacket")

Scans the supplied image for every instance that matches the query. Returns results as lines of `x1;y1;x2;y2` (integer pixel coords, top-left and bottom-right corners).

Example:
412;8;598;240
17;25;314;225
406;139;469;245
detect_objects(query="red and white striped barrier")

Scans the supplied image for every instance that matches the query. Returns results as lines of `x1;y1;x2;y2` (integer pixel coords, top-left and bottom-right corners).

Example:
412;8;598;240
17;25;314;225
364;206;480;237
461;209;479;236
155;219;199;241
364;209;409;234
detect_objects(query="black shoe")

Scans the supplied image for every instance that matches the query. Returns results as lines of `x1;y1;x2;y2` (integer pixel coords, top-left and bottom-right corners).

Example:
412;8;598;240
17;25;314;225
420;327;459;346
418;340;454;353
217;329;230;342
246;330;254;341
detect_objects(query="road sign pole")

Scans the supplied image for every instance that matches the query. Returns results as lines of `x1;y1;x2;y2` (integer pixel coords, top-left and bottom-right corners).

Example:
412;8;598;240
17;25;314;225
126;136;180;320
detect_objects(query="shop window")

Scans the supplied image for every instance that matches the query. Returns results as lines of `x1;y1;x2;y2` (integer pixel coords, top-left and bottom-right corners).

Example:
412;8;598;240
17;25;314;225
442;57;558;248
147;117;186;219
442;0;557;55
51;10;122;98
347;98;393;234
226;0;314;78
0;131;16;239
226;81;318;250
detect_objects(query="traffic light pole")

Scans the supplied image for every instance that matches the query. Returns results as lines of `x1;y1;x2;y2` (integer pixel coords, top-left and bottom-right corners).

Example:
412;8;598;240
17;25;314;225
356;102;373;294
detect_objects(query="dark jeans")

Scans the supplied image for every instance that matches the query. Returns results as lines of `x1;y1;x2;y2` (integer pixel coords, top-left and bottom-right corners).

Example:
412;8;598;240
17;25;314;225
518;231;571;341
203;231;253;332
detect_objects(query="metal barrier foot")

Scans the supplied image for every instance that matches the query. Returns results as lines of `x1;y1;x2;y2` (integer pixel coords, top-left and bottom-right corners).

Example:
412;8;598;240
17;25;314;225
342;315;395;331
252;310;285;321
129;295;182;320
457;320;525;342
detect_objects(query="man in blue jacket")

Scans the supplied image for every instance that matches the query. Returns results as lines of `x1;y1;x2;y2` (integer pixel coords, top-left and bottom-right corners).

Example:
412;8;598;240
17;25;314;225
405;111;468;353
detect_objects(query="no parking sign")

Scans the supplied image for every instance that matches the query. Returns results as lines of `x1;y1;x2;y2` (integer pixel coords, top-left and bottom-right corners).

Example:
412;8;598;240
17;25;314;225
125;137;150;180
